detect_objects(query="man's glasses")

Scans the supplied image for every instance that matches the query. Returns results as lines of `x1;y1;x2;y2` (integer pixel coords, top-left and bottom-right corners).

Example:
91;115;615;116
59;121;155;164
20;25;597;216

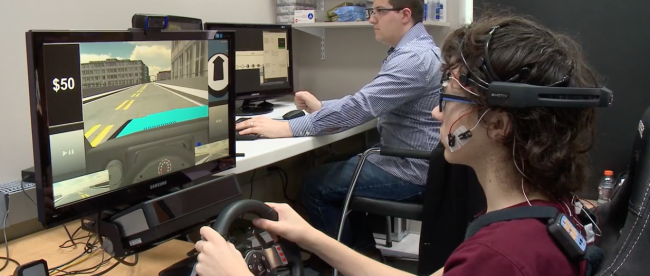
439;71;476;112
366;7;404;17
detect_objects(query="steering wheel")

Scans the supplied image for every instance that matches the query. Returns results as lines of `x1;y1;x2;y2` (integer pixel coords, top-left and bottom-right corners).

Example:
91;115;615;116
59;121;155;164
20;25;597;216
211;199;304;276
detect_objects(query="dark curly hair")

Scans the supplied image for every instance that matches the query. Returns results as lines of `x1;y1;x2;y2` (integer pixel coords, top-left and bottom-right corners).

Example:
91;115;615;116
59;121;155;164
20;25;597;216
441;12;602;199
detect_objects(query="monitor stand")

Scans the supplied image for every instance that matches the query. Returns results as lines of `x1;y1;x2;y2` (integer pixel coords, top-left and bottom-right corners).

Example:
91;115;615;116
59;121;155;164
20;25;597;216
236;100;274;116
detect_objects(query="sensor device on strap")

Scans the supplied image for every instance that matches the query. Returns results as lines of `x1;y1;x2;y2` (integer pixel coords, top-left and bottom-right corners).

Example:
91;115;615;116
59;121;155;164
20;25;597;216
465;206;586;261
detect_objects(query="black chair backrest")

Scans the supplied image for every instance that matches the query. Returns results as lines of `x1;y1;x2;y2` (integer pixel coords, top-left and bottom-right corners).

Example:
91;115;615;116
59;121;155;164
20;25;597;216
417;144;486;275
595;106;650;275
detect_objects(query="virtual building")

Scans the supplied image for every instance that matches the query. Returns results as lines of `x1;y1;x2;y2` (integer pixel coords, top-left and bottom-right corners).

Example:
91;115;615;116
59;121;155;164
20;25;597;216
171;41;208;79
81;58;150;89
157;70;172;81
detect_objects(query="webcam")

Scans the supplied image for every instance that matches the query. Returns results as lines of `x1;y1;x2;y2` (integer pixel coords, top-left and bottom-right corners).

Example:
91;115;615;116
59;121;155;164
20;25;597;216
131;14;203;31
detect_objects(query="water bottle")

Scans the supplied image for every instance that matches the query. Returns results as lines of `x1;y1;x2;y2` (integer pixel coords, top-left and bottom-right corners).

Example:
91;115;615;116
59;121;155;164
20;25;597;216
598;170;614;204
436;0;446;22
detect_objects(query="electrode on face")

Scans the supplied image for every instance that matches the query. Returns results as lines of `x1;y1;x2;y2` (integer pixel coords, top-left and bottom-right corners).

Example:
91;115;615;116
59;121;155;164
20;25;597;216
448;125;473;152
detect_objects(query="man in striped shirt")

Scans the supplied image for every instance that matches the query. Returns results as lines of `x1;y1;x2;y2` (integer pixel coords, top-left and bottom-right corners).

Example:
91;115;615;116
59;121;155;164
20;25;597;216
236;0;442;259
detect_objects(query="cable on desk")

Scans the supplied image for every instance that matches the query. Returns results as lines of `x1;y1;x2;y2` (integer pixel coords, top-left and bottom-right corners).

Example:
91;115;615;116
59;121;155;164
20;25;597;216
49;251;88;274
50;235;100;275
53;248;139;276
57;253;138;276
90;261;120;276
94;212;139;267
60;225;93;249
51;251;100;275
21;176;37;206
52;214;139;276
0;204;21;272
54;251;111;276
50;220;104;275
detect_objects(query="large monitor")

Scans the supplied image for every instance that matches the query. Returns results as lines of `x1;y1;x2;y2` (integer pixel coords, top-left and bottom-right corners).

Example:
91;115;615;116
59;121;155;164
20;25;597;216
204;23;293;116
26;30;237;227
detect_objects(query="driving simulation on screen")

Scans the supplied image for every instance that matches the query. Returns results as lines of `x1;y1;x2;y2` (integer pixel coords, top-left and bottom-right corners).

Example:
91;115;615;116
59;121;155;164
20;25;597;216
43;38;231;207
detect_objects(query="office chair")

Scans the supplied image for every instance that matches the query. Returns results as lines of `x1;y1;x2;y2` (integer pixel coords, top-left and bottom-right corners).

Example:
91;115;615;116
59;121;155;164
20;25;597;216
593;105;650;275
333;144;486;276
336;147;430;248
417;145;485;275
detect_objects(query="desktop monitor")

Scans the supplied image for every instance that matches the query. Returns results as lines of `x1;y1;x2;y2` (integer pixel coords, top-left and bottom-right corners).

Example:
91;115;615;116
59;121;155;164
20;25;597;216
26;30;237;228
204;23;294;116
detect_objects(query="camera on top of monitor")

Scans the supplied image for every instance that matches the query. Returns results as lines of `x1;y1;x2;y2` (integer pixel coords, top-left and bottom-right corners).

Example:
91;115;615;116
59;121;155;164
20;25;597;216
131;14;203;31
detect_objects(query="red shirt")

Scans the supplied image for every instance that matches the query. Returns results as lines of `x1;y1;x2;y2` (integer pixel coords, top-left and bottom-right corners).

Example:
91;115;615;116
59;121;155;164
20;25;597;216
442;200;587;276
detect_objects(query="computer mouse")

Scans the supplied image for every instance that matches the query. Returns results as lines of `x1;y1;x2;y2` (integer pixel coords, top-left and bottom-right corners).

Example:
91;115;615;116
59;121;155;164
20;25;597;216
282;110;306;120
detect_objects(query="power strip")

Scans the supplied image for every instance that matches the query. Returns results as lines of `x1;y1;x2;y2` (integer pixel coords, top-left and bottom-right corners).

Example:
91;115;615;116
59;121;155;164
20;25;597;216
0;180;37;229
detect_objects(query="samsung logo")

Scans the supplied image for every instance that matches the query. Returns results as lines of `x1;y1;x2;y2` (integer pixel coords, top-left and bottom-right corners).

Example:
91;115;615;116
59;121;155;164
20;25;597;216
150;181;167;189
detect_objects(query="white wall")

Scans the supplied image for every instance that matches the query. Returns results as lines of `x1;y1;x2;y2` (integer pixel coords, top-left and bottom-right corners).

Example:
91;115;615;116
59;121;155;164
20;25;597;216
293;0;463;101
0;0;276;183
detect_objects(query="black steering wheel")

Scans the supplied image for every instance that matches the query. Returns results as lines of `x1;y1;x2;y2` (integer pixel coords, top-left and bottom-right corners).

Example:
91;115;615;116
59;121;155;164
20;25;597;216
212;199;304;276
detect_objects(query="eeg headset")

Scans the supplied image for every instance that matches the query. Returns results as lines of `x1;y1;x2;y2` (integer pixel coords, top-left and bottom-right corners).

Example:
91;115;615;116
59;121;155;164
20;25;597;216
453;26;613;266
444;25;613;151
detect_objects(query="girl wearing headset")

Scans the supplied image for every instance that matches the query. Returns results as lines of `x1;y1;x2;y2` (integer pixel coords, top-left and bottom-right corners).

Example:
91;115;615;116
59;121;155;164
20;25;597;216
194;12;601;276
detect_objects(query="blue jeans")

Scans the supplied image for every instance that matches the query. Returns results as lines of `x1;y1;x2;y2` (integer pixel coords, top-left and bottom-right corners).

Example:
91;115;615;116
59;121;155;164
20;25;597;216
300;155;425;252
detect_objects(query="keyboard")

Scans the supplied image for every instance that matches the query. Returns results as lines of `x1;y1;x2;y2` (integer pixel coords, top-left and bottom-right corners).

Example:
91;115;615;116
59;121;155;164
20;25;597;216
235;133;261;140
234;117;261;140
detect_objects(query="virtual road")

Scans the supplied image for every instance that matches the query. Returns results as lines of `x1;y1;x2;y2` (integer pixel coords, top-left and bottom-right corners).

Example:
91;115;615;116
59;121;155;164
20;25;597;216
52;83;231;207
82;83;204;147
55;183;110;206
53;171;110;206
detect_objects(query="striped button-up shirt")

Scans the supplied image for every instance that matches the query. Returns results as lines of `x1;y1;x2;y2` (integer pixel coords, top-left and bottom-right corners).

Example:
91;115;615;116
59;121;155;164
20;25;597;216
288;23;442;185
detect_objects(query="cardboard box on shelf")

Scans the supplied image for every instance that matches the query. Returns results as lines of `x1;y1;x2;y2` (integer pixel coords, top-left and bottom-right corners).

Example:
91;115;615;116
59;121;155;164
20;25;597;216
294;9;316;24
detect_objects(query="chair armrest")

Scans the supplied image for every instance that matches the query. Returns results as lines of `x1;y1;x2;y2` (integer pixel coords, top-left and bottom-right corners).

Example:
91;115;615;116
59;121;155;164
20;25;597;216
380;147;432;160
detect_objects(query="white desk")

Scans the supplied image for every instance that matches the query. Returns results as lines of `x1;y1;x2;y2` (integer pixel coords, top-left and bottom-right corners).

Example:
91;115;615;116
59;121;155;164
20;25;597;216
217;101;376;175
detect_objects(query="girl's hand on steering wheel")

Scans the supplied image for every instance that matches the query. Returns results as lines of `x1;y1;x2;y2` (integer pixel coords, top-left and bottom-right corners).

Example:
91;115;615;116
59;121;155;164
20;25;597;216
252;202;321;250
194;226;253;276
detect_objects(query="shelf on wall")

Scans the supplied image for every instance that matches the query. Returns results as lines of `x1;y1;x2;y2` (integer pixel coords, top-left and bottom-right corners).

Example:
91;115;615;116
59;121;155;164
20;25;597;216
291;21;450;60
293;20;450;33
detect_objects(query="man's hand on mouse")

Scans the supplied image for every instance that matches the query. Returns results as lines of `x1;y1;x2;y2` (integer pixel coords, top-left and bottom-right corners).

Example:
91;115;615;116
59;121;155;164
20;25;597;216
236;117;293;138
294;91;321;113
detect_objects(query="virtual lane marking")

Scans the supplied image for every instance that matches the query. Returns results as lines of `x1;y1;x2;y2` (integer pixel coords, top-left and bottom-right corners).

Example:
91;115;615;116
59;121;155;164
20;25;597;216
85;124;101;138
123;100;135;110
90;125;113;147
115;100;128;110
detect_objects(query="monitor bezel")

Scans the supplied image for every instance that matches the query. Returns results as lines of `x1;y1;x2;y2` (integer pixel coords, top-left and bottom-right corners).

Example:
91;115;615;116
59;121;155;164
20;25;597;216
203;22;294;100
25;30;237;228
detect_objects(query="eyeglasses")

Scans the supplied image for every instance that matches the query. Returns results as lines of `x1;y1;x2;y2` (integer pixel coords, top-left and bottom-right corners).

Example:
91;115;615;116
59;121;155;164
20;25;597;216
366;7;404;17
439;94;476;112
439;71;476;112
